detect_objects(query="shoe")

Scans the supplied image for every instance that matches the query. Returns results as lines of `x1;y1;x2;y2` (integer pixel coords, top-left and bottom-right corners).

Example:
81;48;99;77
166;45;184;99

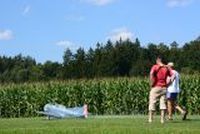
182;111;188;120
160;117;165;124
167;117;173;121
148;119;152;123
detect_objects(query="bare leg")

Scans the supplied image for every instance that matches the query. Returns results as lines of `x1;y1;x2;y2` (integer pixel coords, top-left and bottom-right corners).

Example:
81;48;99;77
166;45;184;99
175;104;185;114
148;110;154;123
175;104;188;120
161;109;165;123
167;100;174;120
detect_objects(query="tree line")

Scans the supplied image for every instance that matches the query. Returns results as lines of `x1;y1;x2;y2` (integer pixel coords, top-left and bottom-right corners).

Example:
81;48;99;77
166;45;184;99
0;37;200;83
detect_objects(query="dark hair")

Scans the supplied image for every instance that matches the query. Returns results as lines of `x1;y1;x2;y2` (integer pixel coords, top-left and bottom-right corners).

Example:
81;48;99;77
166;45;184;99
156;55;167;64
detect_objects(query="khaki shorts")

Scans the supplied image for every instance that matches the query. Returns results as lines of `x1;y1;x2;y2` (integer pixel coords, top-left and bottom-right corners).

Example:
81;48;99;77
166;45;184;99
148;87;167;111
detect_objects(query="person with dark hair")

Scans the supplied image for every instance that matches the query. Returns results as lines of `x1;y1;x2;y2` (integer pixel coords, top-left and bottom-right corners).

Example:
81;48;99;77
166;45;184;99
148;56;173;123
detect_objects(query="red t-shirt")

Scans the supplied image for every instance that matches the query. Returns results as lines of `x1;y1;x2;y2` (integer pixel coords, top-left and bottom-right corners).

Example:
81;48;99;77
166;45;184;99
150;64;173;87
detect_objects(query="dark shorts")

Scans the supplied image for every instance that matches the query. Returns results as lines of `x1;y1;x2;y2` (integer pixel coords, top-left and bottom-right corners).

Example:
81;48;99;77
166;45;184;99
166;92;178;100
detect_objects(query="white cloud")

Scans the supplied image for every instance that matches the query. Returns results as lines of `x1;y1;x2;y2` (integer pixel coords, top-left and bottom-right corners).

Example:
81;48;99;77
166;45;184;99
167;0;194;7
56;40;79;51
81;0;115;6
107;27;134;42
22;5;31;15
0;29;14;41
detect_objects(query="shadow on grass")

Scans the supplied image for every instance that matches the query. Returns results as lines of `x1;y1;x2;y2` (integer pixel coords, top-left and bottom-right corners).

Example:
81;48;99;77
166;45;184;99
184;118;200;122
166;118;200;124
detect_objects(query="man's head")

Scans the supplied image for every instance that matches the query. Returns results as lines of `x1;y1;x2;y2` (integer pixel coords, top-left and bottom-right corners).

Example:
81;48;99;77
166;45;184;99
156;55;165;65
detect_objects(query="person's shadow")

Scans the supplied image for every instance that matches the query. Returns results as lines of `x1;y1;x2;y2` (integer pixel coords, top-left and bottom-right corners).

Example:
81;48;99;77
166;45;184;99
167;118;200;124
184;118;200;122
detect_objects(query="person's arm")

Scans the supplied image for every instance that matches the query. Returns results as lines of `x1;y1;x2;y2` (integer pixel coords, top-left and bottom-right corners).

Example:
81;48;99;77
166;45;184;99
150;66;156;87
167;69;176;86
171;74;176;82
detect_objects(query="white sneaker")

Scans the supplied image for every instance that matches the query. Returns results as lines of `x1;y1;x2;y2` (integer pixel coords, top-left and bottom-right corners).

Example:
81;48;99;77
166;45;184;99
161;119;164;124
148;119;152;123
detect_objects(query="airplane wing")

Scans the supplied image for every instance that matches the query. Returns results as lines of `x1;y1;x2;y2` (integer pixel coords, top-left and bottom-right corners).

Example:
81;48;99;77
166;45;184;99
36;111;63;119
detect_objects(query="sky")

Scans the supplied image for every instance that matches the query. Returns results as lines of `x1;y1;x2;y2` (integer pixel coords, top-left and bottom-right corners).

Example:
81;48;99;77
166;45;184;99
0;0;200;63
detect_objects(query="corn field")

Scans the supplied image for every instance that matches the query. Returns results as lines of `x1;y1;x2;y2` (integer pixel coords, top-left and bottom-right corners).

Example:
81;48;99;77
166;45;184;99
0;76;200;118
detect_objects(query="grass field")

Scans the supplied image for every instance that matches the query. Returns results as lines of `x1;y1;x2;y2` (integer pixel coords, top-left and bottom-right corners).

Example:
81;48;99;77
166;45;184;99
0;115;200;134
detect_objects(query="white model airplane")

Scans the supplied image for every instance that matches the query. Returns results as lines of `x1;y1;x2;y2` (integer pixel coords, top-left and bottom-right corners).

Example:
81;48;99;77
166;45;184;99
37;103;88;119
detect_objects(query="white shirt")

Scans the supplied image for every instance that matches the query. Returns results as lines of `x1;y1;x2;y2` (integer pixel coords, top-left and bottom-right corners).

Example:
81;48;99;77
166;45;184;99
167;70;181;93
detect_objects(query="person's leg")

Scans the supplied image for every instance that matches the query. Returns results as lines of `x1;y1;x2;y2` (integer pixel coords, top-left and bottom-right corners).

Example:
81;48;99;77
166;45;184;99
148;88;158;123
160;109;165;124
167;99;176;120
171;93;187;120
175;104;185;114
160;89;167;123
148;110;154;123
83;104;88;118
175;104;188;120
174;93;185;114
167;99;173;120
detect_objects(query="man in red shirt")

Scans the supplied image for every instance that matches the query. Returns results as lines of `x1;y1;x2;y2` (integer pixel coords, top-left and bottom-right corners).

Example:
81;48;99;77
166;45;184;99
148;55;173;123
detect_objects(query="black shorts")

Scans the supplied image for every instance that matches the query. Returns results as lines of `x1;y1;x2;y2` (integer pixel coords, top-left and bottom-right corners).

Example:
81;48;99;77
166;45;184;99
167;92;178;100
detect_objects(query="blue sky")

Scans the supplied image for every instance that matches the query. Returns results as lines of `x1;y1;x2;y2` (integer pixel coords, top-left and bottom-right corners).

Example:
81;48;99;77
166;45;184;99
0;0;200;63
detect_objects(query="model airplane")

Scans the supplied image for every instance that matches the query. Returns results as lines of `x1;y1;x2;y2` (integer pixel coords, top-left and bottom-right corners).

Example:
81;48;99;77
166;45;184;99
37;103;88;119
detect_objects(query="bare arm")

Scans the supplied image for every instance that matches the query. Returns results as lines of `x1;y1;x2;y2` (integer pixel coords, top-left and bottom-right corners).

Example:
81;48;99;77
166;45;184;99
150;66;156;87
150;72;154;87
167;71;176;86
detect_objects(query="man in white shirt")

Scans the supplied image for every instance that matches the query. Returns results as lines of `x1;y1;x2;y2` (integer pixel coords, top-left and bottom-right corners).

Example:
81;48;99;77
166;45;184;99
167;62;187;120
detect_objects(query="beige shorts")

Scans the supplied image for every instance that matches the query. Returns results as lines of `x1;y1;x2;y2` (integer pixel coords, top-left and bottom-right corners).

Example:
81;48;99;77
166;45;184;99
148;87;167;111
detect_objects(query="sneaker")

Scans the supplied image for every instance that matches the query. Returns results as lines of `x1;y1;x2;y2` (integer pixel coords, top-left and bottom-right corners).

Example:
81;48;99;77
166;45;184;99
161;119;164;124
148;119;152;123
182;111;188;120
167;117;173;121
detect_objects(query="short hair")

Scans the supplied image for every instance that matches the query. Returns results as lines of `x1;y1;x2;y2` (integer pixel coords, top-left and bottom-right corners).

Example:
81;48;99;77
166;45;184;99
156;55;167;64
156;55;163;60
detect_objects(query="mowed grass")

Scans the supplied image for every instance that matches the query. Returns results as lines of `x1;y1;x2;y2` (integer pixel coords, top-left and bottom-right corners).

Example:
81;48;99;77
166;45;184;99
0;115;200;134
